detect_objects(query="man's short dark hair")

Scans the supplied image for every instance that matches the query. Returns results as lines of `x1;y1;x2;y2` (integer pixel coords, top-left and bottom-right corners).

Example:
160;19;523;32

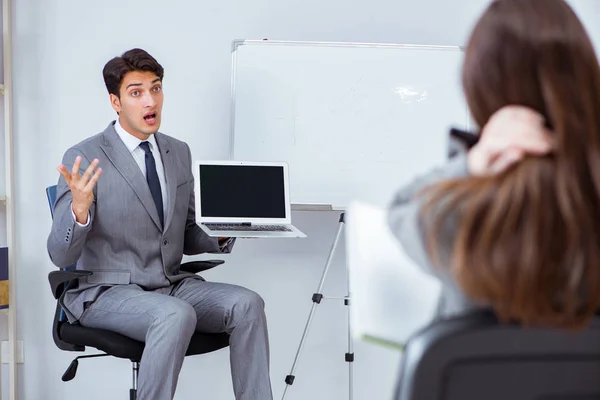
103;48;164;98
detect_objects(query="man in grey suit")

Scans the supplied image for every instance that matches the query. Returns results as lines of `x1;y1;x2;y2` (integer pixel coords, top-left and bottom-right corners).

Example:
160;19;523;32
47;48;273;400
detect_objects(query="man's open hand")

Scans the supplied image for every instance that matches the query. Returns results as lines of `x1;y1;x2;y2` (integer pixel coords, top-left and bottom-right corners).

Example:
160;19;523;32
57;156;102;224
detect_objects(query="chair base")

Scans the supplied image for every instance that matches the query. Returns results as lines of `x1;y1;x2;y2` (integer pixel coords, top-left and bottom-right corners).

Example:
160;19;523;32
132;361;139;397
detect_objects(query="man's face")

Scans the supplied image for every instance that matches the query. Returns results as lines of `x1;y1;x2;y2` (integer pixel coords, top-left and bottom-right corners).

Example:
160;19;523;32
110;70;164;140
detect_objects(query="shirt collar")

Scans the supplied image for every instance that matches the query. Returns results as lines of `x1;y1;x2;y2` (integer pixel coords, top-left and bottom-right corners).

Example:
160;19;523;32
114;118;158;153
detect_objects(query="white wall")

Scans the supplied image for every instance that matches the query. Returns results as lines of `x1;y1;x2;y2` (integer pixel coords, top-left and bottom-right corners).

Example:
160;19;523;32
6;0;600;399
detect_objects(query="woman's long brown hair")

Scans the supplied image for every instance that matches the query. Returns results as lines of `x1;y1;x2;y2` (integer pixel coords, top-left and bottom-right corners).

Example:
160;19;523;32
423;0;600;329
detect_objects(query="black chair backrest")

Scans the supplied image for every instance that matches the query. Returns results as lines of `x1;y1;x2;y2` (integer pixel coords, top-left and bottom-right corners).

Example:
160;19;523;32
395;310;600;400
46;185;83;351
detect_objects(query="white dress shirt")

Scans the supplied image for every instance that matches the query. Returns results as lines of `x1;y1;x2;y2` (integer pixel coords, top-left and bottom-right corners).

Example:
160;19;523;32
113;119;168;215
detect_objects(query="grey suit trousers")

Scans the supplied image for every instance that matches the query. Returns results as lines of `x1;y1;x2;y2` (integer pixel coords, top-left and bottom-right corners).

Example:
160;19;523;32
79;278;273;400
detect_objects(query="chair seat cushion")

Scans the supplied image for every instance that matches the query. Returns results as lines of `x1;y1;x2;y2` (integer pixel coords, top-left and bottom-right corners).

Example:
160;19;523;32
60;323;229;361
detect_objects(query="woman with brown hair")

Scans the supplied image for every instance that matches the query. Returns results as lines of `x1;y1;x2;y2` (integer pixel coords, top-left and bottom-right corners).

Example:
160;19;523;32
388;0;600;329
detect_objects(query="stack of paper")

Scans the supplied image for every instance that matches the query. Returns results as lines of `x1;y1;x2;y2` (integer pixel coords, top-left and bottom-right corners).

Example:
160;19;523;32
345;201;442;350
0;247;8;309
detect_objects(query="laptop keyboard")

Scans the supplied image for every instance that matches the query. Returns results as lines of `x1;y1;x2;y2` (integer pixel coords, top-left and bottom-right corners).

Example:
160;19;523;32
205;223;293;232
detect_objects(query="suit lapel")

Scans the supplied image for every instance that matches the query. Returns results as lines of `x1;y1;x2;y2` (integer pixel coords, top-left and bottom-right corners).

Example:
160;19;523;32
155;133;177;232
100;123;163;231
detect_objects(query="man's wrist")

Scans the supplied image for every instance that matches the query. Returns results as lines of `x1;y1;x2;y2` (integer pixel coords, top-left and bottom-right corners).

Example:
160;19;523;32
75;212;89;225
218;237;232;249
71;203;90;226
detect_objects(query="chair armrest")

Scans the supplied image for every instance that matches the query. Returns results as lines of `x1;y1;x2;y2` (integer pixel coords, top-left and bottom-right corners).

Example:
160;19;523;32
180;260;225;274
48;270;93;299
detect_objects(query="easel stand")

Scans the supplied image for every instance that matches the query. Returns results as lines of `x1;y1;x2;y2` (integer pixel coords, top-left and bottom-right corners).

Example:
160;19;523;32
281;212;354;400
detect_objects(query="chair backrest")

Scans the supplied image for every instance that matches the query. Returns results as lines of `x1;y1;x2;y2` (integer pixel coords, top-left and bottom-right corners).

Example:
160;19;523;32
395;310;600;400
46;185;83;351
46;185;57;218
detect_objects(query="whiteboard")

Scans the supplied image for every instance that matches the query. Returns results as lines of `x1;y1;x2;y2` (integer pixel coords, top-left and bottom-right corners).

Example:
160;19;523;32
230;40;469;209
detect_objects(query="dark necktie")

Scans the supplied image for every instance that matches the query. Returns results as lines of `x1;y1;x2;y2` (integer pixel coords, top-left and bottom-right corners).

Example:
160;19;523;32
139;141;164;227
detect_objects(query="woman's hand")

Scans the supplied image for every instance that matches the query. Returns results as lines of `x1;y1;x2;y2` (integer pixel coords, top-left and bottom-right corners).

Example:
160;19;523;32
467;106;554;176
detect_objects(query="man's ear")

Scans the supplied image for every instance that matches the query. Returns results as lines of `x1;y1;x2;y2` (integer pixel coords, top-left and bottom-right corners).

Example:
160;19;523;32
110;93;121;114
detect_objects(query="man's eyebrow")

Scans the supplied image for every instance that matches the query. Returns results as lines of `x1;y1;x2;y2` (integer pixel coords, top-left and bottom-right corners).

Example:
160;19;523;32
125;79;161;90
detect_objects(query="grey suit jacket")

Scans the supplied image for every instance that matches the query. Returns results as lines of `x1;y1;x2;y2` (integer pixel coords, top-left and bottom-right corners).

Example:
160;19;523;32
387;153;482;320
47;122;234;323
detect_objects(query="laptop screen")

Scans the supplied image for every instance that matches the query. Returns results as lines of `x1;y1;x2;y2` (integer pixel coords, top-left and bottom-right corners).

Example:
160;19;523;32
199;164;287;219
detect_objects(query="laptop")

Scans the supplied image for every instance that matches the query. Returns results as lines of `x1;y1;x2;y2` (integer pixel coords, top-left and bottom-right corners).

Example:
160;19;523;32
194;160;306;238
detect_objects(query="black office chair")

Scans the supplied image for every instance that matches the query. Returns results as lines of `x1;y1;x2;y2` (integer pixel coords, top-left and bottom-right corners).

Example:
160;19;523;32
45;185;230;400
395;309;600;400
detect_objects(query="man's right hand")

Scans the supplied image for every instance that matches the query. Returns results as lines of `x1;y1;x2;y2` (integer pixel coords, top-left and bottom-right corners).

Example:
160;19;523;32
57;156;102;224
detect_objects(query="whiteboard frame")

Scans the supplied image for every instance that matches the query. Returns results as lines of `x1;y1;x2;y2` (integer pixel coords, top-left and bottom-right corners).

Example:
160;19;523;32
228;40;464;211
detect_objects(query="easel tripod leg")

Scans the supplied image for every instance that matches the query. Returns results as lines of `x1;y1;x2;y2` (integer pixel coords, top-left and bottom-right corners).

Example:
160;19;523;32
281;213;346;400
345;229;354;400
